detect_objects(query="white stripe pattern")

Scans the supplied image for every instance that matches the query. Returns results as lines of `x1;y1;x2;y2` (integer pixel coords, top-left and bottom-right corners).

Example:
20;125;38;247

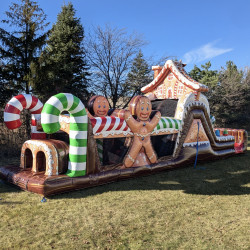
65;93;74;110
8;97;23;111
23;94;32;108
102;117;111;132
69;146;87;155
41;114;59;124
112;117;122;131
46;96;63;111
29;99;43;112
70;116;85;124
70;102;85;114
92;117;103;134
92;117;132;137
68;162;86;171
69;130;88;139
4;113;20;122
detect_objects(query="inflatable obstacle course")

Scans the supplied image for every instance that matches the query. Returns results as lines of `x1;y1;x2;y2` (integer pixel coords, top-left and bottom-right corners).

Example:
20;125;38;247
0;60;248;196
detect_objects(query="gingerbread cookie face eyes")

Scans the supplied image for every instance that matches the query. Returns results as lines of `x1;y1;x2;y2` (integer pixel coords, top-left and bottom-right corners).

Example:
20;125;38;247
93;96;109;117
136;97;152;121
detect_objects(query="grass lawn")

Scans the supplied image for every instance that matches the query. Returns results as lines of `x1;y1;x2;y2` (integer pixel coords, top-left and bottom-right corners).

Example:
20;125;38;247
0;141;249;249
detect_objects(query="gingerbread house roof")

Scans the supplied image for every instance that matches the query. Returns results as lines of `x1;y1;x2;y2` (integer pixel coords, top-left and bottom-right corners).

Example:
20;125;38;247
141;60;209;93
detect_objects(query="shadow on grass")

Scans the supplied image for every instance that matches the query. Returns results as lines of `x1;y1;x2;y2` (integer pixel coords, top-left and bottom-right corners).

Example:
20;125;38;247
50;151;250;200
1;148;250;199
0;180;22;195
0;201;23;205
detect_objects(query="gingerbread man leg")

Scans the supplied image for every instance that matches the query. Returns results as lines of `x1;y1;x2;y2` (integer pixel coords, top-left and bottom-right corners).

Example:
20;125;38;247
144;139;157;164
124;137;142;168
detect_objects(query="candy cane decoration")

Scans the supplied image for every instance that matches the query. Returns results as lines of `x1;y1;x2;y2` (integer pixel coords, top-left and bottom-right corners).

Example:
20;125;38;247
4;94;46;139
41;93;88;177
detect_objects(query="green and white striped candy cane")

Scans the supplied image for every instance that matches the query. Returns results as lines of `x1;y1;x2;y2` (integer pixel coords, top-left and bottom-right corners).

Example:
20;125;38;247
41;93;88;177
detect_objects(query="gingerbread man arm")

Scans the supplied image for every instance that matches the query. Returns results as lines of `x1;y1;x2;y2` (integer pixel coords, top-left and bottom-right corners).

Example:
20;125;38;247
124;110;137;128
147;111;161;131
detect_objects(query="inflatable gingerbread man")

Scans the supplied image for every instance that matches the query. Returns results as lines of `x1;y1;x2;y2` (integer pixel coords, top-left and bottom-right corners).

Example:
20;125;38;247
87;95;110;165
87;95;110;118
123;96;161;168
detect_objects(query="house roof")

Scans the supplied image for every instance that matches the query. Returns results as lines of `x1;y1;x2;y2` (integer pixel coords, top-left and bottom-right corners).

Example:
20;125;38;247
141;60;209;93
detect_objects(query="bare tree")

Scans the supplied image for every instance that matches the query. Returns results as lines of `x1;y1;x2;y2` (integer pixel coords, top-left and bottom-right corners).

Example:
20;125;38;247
86;25;145;108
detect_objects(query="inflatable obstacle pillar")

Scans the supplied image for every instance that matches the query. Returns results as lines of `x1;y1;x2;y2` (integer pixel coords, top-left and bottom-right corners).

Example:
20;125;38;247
41;93;88;177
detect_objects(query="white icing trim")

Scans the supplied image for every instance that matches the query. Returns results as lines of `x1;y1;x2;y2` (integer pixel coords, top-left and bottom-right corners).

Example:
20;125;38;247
94;130;133;137
25;140;58;176
216;135;234;141
151;128;179;135
183;141;210;147
141;60;209;93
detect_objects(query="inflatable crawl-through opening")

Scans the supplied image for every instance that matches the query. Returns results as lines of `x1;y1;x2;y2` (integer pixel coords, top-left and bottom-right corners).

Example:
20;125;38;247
0;60;248;196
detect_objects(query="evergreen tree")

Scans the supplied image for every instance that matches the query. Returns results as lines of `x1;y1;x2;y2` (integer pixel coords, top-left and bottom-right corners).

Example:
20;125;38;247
0;60;18;108
209;61;249;128
0;0;49;96
189;61;250;129
33;3;89;102
125;50;152;106
189;65;202;82
189;61;219;89
189;61;219;101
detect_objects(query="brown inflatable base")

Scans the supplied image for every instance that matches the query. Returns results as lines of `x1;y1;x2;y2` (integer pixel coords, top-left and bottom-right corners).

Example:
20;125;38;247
0;144;241;196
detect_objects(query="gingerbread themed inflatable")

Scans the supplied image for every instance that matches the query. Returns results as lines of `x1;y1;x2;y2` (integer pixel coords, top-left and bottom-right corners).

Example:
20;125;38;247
87;95;110;117
0;60;248;196
123;96;161;168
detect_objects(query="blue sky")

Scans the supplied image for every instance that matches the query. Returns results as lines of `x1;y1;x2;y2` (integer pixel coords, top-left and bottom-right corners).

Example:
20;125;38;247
1;0;250;71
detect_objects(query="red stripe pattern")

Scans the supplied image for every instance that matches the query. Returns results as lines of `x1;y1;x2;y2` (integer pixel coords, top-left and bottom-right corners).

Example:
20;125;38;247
4;94;46;139
91;116;132;137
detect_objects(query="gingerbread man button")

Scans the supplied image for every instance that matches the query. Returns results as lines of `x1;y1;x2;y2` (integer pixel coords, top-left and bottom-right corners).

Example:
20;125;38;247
123;95;161;168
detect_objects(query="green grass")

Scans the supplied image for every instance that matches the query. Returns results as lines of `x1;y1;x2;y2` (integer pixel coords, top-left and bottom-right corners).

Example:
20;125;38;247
0;143;250;249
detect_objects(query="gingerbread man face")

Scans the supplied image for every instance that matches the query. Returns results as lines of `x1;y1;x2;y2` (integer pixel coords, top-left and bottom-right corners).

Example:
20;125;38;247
92;96;109;117
135;96;152;121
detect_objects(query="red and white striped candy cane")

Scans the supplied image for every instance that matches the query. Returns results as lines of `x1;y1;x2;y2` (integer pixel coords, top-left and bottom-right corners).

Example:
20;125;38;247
4;94;46;139
91;116;132;137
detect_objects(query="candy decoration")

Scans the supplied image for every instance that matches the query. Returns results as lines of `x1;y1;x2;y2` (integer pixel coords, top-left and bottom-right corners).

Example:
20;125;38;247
215;130;220;137
90;116;181;137
41;93;88;177
223;129;228;136
91;116;131;137
154;117;181;132
4;94;46;139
